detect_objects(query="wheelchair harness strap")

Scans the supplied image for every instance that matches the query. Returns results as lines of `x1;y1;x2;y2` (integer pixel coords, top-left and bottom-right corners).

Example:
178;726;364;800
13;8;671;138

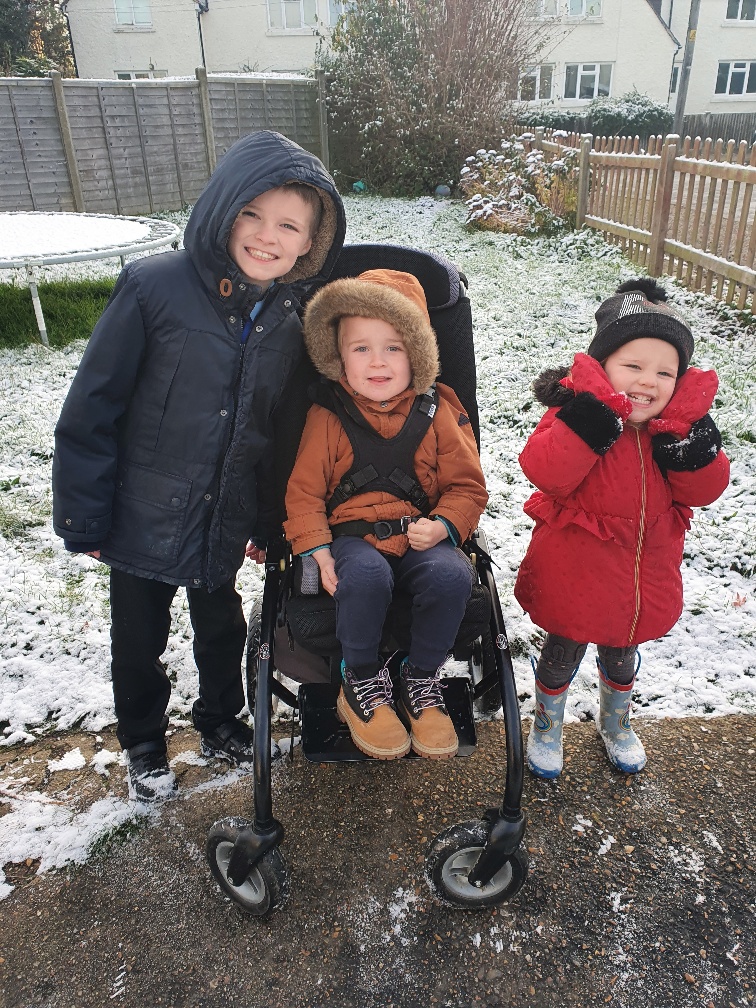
308;380;437;524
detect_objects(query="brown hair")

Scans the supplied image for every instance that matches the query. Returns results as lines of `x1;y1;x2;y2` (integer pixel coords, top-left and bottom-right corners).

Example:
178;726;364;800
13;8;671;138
282;181;323;237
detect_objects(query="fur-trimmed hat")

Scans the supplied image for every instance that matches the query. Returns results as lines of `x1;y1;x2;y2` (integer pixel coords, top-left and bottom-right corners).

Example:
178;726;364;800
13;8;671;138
587;277;694;376
303;268;440;392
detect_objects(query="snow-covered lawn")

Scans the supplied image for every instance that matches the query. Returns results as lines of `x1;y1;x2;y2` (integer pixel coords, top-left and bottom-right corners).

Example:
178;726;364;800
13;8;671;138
0;195;755;890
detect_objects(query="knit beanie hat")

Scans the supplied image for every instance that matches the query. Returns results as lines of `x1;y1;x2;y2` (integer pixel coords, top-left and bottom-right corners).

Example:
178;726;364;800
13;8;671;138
303;268;440;392
587;277;694;376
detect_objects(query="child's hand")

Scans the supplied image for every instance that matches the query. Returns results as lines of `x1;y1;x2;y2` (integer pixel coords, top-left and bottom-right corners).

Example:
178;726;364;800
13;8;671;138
314;548;338;596
568;353;633;421
407;517;448;551
86;550;100;559
648;367;718;439
245;542;267;564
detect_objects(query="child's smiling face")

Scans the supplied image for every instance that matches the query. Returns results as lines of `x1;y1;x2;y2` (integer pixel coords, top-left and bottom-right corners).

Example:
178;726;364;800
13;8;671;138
227;187;314;286
339;316;412;402
603;337;679;423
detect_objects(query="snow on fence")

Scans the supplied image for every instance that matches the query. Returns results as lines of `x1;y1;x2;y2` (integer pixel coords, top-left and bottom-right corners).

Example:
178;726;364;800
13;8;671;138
537;128;756;313
0;70;328;216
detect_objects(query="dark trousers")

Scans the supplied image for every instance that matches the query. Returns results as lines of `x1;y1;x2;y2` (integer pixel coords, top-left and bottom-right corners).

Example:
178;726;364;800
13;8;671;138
535;633;637;691
110;568;247;750
331;537;473;672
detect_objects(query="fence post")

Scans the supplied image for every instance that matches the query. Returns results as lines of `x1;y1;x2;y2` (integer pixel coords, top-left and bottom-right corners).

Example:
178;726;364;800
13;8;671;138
196;66;216;175
648;133;679;277
50;70;85;212
576;133;592;228
315;70;330;172
534;126;544;150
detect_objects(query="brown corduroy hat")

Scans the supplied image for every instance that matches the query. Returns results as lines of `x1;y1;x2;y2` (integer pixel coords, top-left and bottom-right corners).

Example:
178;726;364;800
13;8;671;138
588;277;694;376
303;268;440;392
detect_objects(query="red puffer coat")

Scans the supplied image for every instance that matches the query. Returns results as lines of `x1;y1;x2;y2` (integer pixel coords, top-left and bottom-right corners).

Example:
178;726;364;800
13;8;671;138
514;399;730;648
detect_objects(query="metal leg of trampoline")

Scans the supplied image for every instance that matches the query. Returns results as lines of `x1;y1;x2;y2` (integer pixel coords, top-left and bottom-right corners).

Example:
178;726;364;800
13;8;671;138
25;264;49;348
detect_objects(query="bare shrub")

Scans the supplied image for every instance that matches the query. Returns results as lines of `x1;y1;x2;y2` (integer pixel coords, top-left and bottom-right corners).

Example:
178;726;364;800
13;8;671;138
318;0;549;195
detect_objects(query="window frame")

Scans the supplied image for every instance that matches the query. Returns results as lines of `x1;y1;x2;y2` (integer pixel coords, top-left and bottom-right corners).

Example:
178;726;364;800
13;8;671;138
519;64;555;102
563;61;612;101
113;0;152;27
566;0;602;17
267;0;318;31
714;59;756;95
725;0;756;21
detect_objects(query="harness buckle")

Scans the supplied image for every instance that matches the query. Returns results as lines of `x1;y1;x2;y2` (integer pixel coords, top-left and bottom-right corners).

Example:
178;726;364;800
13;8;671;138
400;516;413;533
373;521;394;540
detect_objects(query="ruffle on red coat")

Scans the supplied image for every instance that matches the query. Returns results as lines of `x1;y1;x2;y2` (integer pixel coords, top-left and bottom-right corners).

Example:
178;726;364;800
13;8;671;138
523;491;692;550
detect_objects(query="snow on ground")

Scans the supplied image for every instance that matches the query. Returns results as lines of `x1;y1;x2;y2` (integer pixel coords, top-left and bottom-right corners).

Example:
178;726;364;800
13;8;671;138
0;193;755;883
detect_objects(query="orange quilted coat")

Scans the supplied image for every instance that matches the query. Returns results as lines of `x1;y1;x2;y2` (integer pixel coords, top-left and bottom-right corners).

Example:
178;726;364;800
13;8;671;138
284;379;488;557
514;410;730;647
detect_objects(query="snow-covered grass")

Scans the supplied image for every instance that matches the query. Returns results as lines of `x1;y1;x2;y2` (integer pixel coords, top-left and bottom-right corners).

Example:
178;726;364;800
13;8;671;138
1;195;754;753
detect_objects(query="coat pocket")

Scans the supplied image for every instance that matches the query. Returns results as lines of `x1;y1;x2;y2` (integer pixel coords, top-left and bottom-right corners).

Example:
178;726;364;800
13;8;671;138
110;463;192;564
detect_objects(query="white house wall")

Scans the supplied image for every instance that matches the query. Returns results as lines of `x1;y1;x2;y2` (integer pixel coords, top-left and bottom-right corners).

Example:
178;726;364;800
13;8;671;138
531;0;677;108
66;0;321;79
669;1;756;114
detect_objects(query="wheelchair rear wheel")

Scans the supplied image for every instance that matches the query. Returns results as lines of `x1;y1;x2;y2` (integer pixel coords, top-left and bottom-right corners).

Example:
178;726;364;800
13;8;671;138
206;818;289;916
425;820;527;908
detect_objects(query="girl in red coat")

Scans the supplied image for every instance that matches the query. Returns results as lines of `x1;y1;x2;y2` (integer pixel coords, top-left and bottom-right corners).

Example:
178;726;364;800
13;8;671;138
514;278;730;779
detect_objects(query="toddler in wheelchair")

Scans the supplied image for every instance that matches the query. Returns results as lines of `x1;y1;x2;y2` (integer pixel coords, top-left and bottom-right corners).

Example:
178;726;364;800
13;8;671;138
284;269;488;761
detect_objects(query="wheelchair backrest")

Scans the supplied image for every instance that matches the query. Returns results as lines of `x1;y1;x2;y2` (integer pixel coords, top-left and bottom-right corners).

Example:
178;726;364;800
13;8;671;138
271;244;480;526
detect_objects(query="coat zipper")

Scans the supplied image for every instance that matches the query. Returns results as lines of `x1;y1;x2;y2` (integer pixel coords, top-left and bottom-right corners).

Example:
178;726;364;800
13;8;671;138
628;427;647;643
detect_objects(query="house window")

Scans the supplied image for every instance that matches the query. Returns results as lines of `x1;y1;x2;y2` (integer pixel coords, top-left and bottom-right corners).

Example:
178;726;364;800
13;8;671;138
670;65;680;94
564;62;612;99
328;0;348;25
568;0;602;15
531;0;558;15
726;0;756;20
267;0;317;29
520;65;554;101
116;70;167;79
715;60;756;94
114;0;151;26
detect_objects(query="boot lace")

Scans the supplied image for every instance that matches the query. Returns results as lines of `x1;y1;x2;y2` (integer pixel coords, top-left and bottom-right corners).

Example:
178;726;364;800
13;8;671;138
403;668;445;713
347;663;394;714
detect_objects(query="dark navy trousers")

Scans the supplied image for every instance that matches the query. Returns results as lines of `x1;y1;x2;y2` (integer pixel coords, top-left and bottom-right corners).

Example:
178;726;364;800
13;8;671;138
109;568;247;750
330;536;473;671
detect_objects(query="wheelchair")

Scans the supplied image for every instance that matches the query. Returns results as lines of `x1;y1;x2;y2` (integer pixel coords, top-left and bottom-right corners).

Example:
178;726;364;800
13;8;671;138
206;244;527;914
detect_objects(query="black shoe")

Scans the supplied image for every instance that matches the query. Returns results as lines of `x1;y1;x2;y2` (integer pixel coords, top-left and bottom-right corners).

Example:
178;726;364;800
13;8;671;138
200;717;263;765
125;741;177;803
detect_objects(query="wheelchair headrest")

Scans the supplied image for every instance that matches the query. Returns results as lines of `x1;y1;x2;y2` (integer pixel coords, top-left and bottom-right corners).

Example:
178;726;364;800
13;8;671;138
329;244;464;312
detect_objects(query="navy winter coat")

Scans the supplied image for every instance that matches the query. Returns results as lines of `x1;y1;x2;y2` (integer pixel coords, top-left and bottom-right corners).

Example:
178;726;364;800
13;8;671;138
52;131;345;590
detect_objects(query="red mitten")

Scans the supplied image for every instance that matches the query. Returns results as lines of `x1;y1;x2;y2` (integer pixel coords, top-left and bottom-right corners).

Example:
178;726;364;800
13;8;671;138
563;353;633;422
648;367;719;439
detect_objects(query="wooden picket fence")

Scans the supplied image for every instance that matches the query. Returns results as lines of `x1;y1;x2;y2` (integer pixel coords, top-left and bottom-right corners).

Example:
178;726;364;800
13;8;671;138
537;129;756;313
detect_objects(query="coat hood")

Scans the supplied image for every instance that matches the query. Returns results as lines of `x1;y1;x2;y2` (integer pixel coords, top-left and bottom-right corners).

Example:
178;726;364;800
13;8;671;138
183;130;345;308
303;269;440;392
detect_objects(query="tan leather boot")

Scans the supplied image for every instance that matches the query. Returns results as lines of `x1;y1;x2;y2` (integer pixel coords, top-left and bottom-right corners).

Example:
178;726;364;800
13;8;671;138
336;662;411;760
397;659;458;759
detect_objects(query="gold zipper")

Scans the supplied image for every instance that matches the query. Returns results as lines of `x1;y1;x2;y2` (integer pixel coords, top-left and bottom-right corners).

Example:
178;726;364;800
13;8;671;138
628;427;647;643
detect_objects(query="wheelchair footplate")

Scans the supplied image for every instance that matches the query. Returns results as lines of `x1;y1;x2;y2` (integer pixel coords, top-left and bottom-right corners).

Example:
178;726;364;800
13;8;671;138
299;677;477;762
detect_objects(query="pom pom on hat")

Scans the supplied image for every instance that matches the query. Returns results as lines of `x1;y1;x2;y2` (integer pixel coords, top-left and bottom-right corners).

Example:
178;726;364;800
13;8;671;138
587;277;694;376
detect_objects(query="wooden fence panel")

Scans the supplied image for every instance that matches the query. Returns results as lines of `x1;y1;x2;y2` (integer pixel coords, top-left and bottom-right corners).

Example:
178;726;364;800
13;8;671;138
0;80;75;211
0;74;320;215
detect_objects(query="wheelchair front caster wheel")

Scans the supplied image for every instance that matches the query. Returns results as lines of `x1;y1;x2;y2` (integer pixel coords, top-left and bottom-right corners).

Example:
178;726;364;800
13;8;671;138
206;817;290;916
425;820;527;909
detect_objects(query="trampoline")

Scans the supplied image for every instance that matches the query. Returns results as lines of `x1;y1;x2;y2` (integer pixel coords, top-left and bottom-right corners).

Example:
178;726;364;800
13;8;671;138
0;211;181;347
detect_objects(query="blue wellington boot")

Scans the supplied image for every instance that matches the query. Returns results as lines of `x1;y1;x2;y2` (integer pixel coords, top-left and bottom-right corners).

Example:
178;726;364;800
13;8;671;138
527;667;570;780
597;661;647;774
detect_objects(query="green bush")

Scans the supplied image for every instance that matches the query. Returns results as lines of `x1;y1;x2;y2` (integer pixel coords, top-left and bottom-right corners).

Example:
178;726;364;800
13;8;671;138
0;278;114;349
521;90;673;141
587;90;673;138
